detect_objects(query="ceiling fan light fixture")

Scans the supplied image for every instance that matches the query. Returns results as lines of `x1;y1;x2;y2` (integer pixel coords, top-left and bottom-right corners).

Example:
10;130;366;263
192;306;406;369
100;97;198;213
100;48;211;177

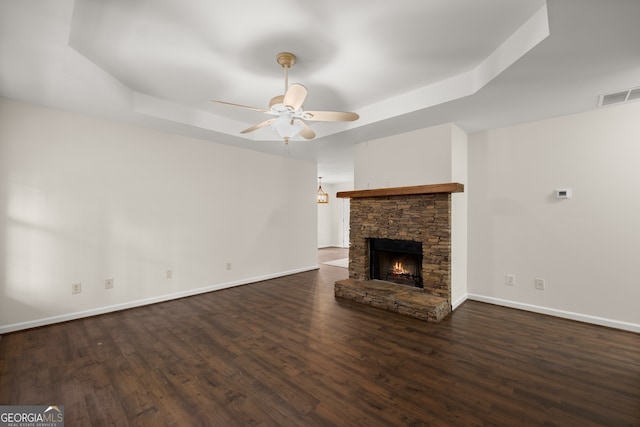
271;114;303;142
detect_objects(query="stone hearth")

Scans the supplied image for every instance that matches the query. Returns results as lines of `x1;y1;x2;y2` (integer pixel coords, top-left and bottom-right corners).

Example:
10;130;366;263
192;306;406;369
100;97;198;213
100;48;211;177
335;279;450;322
335;183;463;322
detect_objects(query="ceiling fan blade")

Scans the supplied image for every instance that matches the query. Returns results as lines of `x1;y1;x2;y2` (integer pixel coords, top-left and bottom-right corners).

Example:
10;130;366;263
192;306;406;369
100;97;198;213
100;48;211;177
283;84;308;111
296;120;316;140
211;100;269;113
241;119;274;134
303;110;359;122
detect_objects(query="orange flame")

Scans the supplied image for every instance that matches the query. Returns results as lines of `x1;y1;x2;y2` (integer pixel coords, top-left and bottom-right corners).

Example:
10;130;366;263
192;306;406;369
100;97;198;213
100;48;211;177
391;261;408;275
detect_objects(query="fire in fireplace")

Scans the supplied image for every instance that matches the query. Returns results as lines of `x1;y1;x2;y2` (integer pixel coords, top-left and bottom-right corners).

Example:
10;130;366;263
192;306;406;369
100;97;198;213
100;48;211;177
369;238;423;288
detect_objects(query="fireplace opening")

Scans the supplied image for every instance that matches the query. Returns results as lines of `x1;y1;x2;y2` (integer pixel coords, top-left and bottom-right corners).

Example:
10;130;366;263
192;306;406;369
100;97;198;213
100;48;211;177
369;238;423;288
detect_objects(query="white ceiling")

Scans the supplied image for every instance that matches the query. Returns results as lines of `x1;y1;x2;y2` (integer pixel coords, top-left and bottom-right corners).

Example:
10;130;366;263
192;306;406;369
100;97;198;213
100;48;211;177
2;0;640;183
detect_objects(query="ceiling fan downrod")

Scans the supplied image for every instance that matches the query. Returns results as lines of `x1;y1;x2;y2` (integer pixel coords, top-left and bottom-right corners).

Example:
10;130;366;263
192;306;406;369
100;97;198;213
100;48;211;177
276;52;296;92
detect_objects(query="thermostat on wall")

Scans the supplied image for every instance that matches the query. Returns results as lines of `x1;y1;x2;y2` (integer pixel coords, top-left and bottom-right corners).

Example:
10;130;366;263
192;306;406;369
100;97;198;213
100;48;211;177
555;188;572;199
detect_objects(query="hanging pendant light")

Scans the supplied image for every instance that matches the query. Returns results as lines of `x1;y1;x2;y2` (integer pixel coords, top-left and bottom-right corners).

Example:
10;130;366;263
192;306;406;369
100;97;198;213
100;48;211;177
317;177;329;204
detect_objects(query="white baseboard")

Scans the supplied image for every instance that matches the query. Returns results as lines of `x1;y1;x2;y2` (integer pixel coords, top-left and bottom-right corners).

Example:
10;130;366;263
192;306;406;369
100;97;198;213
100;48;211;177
452;294;468;311
0;265;320;334
6;274;637;335
464;293;640;333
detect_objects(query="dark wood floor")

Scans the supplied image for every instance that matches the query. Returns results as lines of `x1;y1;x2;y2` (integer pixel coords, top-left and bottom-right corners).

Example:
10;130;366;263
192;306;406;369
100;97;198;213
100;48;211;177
1;248;639;426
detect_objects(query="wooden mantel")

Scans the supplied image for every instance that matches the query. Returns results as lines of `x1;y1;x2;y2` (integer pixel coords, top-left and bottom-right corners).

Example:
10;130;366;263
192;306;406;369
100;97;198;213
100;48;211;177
336;182;464;199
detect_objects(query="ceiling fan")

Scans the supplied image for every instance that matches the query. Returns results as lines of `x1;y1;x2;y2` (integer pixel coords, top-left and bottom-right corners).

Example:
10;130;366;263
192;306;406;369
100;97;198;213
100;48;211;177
211;52;359;143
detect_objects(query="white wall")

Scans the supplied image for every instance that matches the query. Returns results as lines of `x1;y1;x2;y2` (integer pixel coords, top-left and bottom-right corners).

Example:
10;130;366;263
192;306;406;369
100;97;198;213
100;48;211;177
450;125;468;307
467;101;640;331
353;123;468;303
317;182;352;248
354;123;454;190
0;98;318;332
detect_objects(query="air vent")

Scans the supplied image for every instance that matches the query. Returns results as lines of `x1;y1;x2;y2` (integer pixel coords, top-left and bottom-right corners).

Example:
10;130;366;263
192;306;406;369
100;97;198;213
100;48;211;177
598;86;640;107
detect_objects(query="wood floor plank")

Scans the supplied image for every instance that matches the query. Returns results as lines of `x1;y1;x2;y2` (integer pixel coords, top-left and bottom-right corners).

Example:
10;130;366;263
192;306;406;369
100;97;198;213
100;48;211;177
1;248;639;426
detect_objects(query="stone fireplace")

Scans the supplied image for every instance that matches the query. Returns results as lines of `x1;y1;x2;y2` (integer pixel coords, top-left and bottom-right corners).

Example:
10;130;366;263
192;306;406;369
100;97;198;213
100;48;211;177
334;183;464;322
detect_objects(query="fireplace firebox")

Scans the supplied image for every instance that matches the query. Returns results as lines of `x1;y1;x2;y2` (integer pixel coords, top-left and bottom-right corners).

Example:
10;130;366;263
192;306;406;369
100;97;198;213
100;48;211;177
369;238;423;288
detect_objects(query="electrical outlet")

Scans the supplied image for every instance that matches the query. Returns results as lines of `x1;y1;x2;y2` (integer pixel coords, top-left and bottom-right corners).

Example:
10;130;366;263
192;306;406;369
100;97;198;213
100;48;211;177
105;278;114;289
72;282;82;294
506;274;516;286
226;262;232;271
535;278;545;290
166;270;172;279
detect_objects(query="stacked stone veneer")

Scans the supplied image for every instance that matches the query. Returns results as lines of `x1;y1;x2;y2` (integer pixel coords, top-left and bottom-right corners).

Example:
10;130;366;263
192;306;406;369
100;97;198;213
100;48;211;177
348;193;452;304
335;279;450;322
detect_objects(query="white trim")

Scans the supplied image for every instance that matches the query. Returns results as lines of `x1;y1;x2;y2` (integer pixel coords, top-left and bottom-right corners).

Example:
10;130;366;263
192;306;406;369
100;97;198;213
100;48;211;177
452;294;468;311
466;293;640;333
0;265;319;334
7;276;637;335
